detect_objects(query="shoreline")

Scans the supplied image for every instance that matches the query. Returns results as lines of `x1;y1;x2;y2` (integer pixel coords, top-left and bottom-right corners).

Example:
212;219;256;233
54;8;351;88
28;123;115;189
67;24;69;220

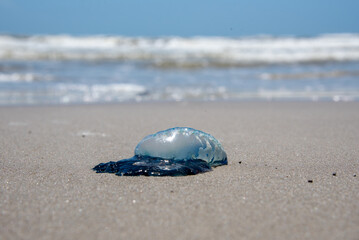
1;102;358;239
2;96;359;108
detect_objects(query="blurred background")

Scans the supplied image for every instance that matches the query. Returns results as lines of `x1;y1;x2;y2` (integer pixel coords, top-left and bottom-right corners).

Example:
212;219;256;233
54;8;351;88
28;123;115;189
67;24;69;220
0;0;359;105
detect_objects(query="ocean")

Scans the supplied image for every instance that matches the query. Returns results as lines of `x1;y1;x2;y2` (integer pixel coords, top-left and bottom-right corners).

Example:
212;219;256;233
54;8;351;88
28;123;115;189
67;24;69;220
1;33;359;105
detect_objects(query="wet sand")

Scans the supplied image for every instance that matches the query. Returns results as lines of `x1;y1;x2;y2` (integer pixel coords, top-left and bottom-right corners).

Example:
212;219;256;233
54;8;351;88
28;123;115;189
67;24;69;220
1;102;359;240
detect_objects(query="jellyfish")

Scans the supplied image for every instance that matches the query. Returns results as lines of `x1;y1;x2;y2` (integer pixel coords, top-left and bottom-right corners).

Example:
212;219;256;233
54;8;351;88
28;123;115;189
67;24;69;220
93;127;227;176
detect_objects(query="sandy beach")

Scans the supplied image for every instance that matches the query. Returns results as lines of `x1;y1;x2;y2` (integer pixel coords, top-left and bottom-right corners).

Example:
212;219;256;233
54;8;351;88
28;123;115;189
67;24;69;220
0;102;358;240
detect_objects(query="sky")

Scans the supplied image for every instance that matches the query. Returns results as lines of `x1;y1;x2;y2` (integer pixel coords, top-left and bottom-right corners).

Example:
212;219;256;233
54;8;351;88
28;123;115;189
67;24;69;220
0;0;358;37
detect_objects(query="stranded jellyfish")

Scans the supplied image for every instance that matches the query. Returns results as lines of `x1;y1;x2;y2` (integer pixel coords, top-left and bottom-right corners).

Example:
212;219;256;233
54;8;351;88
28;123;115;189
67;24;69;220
93;127;227;176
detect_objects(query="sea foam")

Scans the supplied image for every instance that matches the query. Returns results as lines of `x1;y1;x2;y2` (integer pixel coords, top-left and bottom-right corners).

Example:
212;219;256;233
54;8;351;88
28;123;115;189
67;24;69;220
1;34;359;67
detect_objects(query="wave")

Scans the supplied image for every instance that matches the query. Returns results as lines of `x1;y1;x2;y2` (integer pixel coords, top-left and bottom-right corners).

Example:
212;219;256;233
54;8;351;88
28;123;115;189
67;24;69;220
1;83;358;105
55;83;148;103
259;70;359;80
1;34;359;68
0;73;54;82
0;83;147;105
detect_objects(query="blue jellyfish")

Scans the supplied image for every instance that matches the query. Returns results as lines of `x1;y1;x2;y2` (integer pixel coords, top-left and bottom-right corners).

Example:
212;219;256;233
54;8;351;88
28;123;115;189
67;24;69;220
93;127;227;176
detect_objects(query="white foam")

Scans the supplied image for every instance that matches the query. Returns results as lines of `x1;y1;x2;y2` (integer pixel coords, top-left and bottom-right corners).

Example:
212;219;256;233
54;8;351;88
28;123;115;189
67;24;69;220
0;73;53;82
54;83;147;103
259;70;359;80
252;89;359;101
1;34;359;66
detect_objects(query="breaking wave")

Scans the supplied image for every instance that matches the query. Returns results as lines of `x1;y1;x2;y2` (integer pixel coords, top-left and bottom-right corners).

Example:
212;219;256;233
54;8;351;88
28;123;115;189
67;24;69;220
1;34;359;68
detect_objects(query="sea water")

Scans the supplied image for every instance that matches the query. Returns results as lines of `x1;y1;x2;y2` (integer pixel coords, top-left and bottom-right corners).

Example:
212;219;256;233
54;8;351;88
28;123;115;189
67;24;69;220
1;34;359;105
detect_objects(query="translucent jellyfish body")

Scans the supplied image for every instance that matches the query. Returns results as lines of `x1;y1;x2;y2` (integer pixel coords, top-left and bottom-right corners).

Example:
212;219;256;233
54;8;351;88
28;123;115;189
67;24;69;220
93;127;227;176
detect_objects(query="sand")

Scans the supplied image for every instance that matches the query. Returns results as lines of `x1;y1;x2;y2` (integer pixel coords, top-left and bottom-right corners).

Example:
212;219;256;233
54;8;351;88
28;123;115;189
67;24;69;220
0;102;358;240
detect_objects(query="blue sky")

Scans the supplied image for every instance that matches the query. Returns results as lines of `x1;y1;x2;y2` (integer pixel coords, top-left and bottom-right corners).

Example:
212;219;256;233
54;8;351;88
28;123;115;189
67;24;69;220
0;0;358;36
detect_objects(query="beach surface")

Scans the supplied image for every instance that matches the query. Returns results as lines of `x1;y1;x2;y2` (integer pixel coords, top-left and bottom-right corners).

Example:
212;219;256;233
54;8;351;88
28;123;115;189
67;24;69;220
1;102;358;240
